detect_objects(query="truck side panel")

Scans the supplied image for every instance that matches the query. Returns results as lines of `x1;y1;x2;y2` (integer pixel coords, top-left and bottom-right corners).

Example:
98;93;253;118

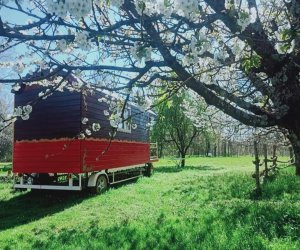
13;140;81;173
80;139;150;172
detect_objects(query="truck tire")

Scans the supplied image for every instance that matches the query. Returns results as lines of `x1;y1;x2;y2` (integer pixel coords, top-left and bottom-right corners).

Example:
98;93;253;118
94;175;108;194
144;163;154;177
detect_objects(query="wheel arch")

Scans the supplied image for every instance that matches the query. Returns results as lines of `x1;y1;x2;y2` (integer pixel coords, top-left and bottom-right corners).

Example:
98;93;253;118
87;171;109;187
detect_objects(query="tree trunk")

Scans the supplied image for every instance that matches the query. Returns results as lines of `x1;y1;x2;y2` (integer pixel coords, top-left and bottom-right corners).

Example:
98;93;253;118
228;140;232;157
180;152;186;168
287;131;300;175
223;140;227;157
293;145;300;175
158;143;163;158
206;139;211;156
295;151;300;176
213;144;217;157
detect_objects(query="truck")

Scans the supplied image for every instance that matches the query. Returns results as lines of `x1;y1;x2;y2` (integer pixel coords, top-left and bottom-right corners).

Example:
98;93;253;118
13;75;158;194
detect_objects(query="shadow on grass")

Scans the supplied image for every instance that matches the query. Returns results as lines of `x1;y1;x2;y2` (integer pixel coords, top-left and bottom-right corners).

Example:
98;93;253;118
0;190;89;231
0;178;139;231
155;165;224;173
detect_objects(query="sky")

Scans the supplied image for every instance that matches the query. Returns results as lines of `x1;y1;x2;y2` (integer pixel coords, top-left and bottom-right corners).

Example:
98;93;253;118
0;3;29;105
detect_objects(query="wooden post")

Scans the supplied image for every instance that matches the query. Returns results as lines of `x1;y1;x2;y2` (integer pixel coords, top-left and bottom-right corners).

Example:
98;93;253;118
254;141;261;196
289;146;294;164
263;144;268;177
272;145;277;170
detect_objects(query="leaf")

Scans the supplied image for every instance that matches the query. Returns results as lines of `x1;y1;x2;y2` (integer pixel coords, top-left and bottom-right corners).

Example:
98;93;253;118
166;100;173;109
164;0;171;7
281;29;292;41
242;54;261;73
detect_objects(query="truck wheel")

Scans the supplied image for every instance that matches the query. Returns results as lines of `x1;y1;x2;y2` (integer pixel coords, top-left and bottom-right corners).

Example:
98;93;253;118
94;175;108;194
144;163;154;177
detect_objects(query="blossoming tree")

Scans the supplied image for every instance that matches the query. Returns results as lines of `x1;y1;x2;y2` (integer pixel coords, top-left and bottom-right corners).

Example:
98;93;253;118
0;0;300;174
0;89;12;161
152;90;205;167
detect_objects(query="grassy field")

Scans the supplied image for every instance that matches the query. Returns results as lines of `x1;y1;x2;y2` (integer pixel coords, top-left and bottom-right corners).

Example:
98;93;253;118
0;156;299;250
0;163;12;177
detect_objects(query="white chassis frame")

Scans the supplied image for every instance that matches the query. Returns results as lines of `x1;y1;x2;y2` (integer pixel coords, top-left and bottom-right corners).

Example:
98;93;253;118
14;164;146;191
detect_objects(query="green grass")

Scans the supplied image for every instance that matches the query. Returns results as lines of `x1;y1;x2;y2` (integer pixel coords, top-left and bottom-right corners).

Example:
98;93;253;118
0;162;11;166
0;162;11;169
157;156;255;172
0;163;12;177
0;156;299;250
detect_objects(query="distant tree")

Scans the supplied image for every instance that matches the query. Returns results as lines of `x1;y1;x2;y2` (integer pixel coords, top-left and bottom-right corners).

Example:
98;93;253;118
151;111;167;158
0;128;13;162
153;91;205;167
0;92;13;162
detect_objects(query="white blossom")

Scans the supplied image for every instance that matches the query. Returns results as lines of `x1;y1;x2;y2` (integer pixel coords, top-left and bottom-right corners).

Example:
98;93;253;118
275;39;295;54
14;107;23;117
46;0;92;19
98;97;107;103
78;133;85;139
174;0;199;19
182;54;198;66
214;49;229;63
109;113;122;128
74;31;91;51
249;7;257;23
92;123;101;132
145;46;152;61
56;39;68;51
109;131;117;137
21;114;30;120
23;105;32;114
224;0;234;10
85;128;91;136
12;84;21;92
130;42;152;62
13;105;32;121
110;0;124;8
134;0;146;15
13;61;25;74
110;120;118;128
81;117;88;125
237;8;256;32
155;0;173;17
